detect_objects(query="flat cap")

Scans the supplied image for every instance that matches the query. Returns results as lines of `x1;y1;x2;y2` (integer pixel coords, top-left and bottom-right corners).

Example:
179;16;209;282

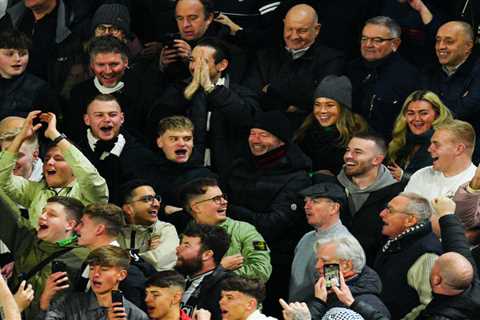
299;183;346;205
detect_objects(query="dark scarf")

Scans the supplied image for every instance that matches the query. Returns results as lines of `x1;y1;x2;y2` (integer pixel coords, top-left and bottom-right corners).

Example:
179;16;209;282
94;137;118;159
381;222;428;253
253;145;288;169
397;128;433;166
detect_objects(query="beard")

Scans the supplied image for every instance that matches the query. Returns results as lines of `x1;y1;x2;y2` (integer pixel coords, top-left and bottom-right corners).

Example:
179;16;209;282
175;254;203;276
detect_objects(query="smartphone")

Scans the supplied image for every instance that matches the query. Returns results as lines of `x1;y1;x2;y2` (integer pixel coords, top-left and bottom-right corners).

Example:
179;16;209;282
51;260;67;274
324;263;340;289
111;290;124;313
162;32;180;48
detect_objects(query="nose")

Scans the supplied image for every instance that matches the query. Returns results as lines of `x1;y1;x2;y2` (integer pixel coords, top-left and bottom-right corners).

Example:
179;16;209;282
427;143;434;153
46;157;56;166
182;18;192;28
379;208;387;218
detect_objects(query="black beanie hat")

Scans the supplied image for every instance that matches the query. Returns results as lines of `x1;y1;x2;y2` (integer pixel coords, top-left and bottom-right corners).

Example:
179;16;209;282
91;4;131;36
253;111;292;144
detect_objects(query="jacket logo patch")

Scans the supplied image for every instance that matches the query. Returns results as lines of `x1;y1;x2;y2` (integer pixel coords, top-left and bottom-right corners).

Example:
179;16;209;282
253;241;268;251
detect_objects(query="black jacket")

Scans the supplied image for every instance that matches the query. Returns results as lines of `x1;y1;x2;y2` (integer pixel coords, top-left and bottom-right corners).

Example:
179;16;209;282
188;78;259;175
77;132;159;205
182;267;232;320
418;215;480;320
223;144;312;264
0;73;59;120
7;0;95;92
347;52;420;139
297;124;346;175
307;266;391;319
331;173;407;266
65;69;156;144
421;54;480;162
374;223;442;320
245;40;345;114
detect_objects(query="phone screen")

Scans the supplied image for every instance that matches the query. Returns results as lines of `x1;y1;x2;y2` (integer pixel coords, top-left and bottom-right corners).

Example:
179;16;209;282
324;263;340;289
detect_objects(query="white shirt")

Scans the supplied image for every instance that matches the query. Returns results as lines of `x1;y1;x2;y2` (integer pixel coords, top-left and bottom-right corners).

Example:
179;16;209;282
246;310;277;320
404;164;477;200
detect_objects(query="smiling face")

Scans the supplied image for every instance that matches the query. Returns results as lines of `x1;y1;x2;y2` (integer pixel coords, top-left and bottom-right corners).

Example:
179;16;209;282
90;52;128;88
0;48;29;79
175;0;213;41
435;22;473;68
343;137;383;177
84;99;124;141
405;100;437;136
360;24;399;62
1;140;37;179
219;290;255;320
248;128;284;156
313;97;341;127
283;7;320;50
190;186;228;225
37;202;76;242
123;186;160;226
379;196;416;238
428;129;460;173
157;129;193;163
43;146;75;188
89;264;127;295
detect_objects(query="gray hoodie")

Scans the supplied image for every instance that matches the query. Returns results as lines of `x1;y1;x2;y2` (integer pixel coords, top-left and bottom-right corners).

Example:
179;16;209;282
337;165;396;216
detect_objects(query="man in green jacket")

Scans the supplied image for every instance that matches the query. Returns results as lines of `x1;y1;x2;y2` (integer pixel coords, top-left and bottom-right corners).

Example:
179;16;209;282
0;191;89;320
180;177;272;281
0;111;109;227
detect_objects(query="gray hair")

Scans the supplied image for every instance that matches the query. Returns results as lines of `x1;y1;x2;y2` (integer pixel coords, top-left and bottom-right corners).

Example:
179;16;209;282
399;192;432;223
365;16;401;38
314;236;366;273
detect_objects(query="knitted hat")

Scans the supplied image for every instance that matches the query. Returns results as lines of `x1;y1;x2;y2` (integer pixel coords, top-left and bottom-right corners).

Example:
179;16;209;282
322;307;365;320
253;111;292;144
313;75;352;110
91;4;131;35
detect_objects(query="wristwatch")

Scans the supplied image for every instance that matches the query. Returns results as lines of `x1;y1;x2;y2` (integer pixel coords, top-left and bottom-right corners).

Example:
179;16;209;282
51;133;67;145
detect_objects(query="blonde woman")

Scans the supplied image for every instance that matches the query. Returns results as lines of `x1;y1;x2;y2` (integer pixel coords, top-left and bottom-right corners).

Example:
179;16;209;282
295;75;368;175
387;90;453;181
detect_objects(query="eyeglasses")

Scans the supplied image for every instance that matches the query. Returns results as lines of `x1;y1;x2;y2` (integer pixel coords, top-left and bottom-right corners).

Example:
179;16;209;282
193;194;228;206
131;195;162;204
360;36;396;44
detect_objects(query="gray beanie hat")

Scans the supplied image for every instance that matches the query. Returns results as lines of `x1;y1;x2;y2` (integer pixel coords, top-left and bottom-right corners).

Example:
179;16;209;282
91;4;131;35
313;75;352;110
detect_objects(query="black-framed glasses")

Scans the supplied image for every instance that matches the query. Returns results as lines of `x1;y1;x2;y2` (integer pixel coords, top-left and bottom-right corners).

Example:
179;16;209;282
193;194;228;206
131;194;162;204
360;36;396;44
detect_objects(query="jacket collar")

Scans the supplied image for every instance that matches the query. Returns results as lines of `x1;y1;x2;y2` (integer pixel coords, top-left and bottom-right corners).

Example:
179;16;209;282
7;0;72;44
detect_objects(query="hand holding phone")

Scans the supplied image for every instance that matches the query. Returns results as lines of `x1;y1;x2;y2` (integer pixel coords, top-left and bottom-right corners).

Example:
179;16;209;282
111;290;124;312
324;263;340;289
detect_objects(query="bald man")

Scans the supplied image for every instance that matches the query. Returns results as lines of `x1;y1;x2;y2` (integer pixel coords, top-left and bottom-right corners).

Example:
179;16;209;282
422;20;480;162
244;4;344;129
421;197;480;318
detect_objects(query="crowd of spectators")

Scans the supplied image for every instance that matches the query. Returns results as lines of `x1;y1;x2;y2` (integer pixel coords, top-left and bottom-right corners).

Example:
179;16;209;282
0;0;480;319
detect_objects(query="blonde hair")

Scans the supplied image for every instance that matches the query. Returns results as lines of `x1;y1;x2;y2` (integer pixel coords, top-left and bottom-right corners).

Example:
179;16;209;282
437;120;476;155
387;90;453;165
294;101;368;147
